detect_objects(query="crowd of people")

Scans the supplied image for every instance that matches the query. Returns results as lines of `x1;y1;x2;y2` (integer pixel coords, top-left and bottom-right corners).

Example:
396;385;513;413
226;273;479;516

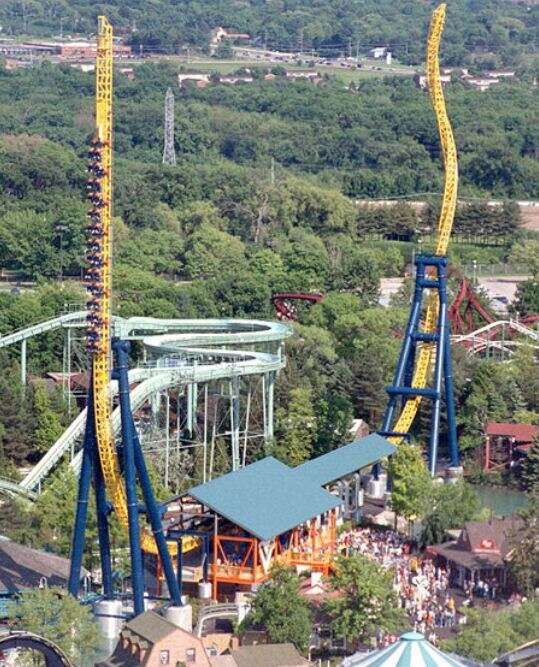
338;526;463;646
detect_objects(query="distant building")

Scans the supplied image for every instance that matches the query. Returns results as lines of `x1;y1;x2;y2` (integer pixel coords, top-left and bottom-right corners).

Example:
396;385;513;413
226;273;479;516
21;40;132;60
210;27;251;46
0;537;88;616
349;418;369;440
415;73;451;89
96;610;212;667
487;70;516;78
70;63;94;73
428;517;523;589
118;66;135;80
178;72;210;87
219;75;254;84
285;69;320;81
483;421;539;472
369;47;387;59
463;76;499;92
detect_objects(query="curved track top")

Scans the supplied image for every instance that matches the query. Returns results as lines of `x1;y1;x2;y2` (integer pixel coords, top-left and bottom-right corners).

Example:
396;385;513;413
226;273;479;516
386;3;459;445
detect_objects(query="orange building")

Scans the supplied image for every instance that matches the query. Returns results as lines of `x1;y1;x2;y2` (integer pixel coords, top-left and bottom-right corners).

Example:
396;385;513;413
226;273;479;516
152;435;395;600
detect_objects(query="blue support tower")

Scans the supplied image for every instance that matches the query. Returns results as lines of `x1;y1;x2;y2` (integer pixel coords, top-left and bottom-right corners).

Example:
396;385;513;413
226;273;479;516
68;381;113;599
379;255;459;475
112;338;182;612
69;341;182;614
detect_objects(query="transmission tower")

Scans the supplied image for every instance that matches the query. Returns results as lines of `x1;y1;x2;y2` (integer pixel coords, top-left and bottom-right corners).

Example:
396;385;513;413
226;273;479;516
162;87;176;165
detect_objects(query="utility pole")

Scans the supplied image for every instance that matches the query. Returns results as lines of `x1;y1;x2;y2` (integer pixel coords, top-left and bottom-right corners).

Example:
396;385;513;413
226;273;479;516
299;27;304;55
348;38;352;59
270;157;275;186
162;87;176;166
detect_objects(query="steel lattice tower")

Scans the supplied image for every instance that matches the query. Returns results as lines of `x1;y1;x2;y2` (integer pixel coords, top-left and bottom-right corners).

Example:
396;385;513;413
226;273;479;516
162;87;176;165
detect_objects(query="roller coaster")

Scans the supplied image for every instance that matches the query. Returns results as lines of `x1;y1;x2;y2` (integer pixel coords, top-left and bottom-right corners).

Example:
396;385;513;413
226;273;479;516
0;2;511;618
0;313;290;498
379;3;460;475
0;632;72;667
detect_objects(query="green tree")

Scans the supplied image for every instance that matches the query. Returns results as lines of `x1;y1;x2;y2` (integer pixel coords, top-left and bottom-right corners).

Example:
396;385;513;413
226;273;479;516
508;494;539;595
214;40;234;59
387;444;432;527
421;482;480;546
314;391;353;457
509;239;539;277
7;587;100;665
511;279;539;317
32;382;64;455
240;565;312;652
522;438;539;493
324;554;407;642
274;387;316;466
184;223;246;280
442;601;539;663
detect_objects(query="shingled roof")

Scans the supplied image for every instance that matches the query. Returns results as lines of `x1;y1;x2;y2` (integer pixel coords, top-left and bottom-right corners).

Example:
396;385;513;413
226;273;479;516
0;536;85;594
231;643;310;667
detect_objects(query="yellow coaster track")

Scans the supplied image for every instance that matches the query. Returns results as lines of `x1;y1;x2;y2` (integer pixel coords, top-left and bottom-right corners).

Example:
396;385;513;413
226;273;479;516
88;17;196;556
387;3;458;445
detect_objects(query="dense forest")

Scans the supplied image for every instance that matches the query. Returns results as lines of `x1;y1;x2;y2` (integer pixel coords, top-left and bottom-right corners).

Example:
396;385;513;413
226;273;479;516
0;0;538;69
0;59;537;484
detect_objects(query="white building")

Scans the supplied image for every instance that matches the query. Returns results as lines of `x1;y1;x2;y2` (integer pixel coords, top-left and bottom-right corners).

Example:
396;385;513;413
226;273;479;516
178;73;210;87
370;47;387;59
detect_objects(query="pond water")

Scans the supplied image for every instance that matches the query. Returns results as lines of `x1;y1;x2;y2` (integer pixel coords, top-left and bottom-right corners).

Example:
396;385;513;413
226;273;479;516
473;484;528;517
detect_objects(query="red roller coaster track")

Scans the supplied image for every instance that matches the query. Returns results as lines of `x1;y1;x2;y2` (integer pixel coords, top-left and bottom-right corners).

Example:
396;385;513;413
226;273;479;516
448;277;538;335
271;292;324;321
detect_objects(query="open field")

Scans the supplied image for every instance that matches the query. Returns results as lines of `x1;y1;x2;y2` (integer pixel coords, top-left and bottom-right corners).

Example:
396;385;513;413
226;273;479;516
157;55;416;83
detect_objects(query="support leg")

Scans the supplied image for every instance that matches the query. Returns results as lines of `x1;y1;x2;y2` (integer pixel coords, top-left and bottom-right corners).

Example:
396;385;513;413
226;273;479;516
68;393;95;597
381;261;426;432
20;339;27;387
93;447;113;599
443;321;459;468
113;339;181;607
267;372;275;441
114;340;145;616
428;273;448;476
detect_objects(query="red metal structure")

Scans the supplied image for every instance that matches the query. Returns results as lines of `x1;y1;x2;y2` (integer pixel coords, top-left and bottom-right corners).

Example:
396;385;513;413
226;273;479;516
448;277;495;335
271;292;324;321
483;422;538;472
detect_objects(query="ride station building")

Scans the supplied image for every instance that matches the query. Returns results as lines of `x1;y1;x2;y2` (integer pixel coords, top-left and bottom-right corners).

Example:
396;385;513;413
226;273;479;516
150;434;395;600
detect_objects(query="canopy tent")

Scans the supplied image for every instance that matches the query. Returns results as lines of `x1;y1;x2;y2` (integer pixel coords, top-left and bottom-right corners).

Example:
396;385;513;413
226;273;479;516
342;632;468;667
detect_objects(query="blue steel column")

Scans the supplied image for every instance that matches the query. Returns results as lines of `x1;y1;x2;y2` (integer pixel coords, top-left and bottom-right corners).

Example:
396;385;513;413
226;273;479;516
92;447;113;598
114;338;182;607
444;297;459;468
68;396;94;596
112;338;145;616
428;260;447;476
381;258;426;433
132;427;182;606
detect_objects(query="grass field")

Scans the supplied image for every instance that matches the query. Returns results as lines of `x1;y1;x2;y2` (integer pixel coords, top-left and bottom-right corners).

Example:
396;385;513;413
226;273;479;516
158;55;416;83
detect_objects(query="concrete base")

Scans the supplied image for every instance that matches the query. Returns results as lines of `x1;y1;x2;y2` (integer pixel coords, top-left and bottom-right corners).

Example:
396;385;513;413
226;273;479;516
165;604;193;632
94;599;124;639
446;466;464;483
198;581;212;599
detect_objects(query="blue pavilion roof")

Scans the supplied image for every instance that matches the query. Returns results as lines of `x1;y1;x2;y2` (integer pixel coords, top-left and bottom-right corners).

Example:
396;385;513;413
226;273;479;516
294;434;395;486
188;457;340;541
